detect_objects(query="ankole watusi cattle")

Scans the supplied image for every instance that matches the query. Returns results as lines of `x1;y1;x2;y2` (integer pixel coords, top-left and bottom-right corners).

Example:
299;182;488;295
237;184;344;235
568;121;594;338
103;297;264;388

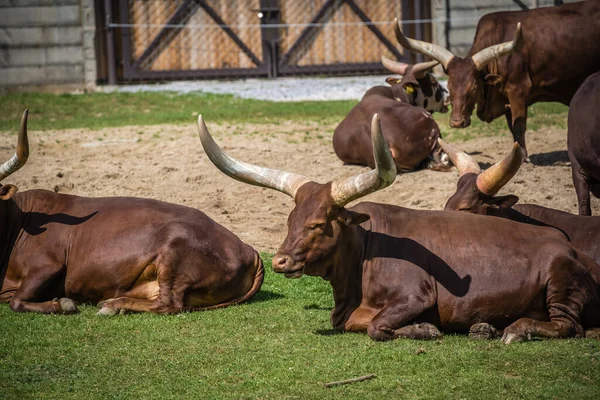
439;139;600;267
568;70;600;216
0;110;263;315
333;60;451;172
392;0;600;159
198;113;600;344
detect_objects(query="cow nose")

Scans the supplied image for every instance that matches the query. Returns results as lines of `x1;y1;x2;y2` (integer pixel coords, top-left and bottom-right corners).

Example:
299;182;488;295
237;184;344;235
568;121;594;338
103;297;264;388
450;117;469;128
272;253;291;273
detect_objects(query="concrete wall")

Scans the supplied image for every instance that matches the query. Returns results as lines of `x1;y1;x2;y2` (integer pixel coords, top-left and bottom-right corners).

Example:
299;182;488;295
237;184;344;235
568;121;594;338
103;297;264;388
431;0;580;57
0;0;97;91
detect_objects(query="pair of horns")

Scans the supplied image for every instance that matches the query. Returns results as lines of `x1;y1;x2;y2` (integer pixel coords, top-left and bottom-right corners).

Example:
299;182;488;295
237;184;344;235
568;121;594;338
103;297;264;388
394;18;522;70
0;110;29;182
381;57;439;79
438;139;524;195
197;114;396;206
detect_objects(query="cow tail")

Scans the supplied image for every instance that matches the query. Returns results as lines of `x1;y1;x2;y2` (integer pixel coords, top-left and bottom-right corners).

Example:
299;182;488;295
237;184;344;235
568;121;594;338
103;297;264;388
186;250;265;312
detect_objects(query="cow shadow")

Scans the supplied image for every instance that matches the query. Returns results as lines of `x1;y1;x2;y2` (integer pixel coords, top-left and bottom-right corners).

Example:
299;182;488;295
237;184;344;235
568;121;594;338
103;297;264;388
23;211;98;235
247;290;284;304
529;150;570;166
365;232;471;297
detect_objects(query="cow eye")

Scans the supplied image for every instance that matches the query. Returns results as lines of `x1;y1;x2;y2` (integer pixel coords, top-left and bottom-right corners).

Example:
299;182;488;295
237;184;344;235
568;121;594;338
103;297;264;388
307;221;326;230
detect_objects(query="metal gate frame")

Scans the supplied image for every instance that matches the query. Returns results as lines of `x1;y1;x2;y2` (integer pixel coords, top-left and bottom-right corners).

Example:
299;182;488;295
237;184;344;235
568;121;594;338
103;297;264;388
104;0;430;83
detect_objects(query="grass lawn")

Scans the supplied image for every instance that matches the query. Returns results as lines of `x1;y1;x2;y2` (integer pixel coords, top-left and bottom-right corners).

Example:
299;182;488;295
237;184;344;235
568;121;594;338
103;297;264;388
1;255;598;400
0;91;587;399
0;91;568;141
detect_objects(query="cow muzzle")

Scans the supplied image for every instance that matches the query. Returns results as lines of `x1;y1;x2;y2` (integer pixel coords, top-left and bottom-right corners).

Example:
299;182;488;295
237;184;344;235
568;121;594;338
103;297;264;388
450;116;470;128
272;253;304;279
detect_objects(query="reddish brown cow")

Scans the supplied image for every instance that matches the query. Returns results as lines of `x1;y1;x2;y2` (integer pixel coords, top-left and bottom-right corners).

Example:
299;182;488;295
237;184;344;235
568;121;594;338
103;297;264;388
393;1;600;159
198;113;600;344
440;139;600;267
568;70;600;216
333;61;451;172
0;111;263;315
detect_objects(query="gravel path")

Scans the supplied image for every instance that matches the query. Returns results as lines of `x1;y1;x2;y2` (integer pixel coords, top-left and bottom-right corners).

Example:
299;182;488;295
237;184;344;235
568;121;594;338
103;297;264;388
103;75;413;101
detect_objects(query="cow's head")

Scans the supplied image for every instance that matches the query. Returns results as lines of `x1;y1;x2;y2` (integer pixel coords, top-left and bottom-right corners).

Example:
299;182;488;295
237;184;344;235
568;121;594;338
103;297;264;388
197;114;396;279
0;110;30;201
392;19;522;128
381;57;449;113
439;139;523;214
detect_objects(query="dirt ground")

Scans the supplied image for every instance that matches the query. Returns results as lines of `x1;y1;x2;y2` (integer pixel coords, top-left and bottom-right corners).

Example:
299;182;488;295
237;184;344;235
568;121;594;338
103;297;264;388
2;120;598;253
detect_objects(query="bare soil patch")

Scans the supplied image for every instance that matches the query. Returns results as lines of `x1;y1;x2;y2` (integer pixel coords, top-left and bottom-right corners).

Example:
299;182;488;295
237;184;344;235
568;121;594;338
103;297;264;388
3;121;598;252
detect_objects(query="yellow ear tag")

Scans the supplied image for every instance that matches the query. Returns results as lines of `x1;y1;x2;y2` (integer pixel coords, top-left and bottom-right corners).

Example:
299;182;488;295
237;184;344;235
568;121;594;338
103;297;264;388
405;86;415;95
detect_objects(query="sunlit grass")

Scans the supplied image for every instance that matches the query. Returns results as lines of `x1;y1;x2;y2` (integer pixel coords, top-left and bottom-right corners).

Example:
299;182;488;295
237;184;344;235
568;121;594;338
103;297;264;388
0;254;598;399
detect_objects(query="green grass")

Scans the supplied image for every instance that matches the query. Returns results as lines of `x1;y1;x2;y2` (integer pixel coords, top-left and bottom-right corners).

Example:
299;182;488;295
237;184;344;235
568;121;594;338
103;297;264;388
0;255;598;399
0;92;356;131
0;92;568;136
434;102;569;142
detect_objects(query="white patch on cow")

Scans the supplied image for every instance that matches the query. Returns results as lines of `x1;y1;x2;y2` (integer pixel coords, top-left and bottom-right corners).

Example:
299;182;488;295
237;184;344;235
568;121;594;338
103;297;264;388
395;97;402;102
423;111;432;119
440;152;450;166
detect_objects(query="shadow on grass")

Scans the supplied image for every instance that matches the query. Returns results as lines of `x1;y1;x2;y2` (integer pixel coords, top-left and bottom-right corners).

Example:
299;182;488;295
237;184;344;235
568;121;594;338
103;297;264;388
304;304;330;311
529;150;570;166
314;328;343;336
248;289;285;304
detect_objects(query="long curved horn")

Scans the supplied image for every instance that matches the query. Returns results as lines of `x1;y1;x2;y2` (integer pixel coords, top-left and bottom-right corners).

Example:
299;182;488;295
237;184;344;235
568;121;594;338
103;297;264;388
437;138;481;177
476;142;524;195
330;114;396;206
471;22;522;70
197;115;310;199
381;56;439;78
0;109;30;182
394;18;455;69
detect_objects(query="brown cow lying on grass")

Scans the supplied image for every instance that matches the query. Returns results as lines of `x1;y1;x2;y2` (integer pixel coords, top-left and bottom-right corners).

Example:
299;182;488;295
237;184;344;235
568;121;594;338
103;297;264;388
0;110;263;315
333;60;451;172
198;113;600;344
439;139;600;268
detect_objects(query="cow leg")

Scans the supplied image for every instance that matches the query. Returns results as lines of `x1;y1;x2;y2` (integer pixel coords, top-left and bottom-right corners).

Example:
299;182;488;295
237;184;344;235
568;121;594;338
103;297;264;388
570;156;592;215
366;294;438;341
97;297;172;316
502;258;586;344
9;265;78;314
508;103;528;161
469;322;500;340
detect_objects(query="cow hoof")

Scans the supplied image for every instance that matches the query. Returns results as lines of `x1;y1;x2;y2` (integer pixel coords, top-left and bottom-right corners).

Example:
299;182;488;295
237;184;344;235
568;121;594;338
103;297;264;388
416;323;443;340
501;332;525;345
58;298;79;314
585;328;600;340
96;306;118;316
469;323;499;340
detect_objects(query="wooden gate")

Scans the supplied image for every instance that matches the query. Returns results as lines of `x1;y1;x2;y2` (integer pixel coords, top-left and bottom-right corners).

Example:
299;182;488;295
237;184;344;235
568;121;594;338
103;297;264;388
103;0;430;82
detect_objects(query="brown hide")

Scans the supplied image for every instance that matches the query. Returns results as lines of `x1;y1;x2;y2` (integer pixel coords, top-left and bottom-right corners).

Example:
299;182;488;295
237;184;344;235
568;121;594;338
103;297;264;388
274;188;600;343
454;1;600;155
568;70;600;215
333;87;450;172
442;146;600;268
397;1;600;157
199;115;600;343
0;189;263;315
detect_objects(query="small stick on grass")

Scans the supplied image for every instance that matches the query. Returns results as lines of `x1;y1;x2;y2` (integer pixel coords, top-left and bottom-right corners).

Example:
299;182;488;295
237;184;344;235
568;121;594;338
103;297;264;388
324;373;376;388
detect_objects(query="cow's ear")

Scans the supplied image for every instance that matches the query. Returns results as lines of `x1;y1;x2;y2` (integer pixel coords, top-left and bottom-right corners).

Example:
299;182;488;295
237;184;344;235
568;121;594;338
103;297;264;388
337;209;370;226
386;77;401;86
401;76;419;88
484;74;503;87
0;184;18;200
483;194;519;209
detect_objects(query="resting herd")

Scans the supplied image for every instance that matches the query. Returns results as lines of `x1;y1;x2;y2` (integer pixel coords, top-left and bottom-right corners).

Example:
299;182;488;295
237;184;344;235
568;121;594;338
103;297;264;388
2;2;600;345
